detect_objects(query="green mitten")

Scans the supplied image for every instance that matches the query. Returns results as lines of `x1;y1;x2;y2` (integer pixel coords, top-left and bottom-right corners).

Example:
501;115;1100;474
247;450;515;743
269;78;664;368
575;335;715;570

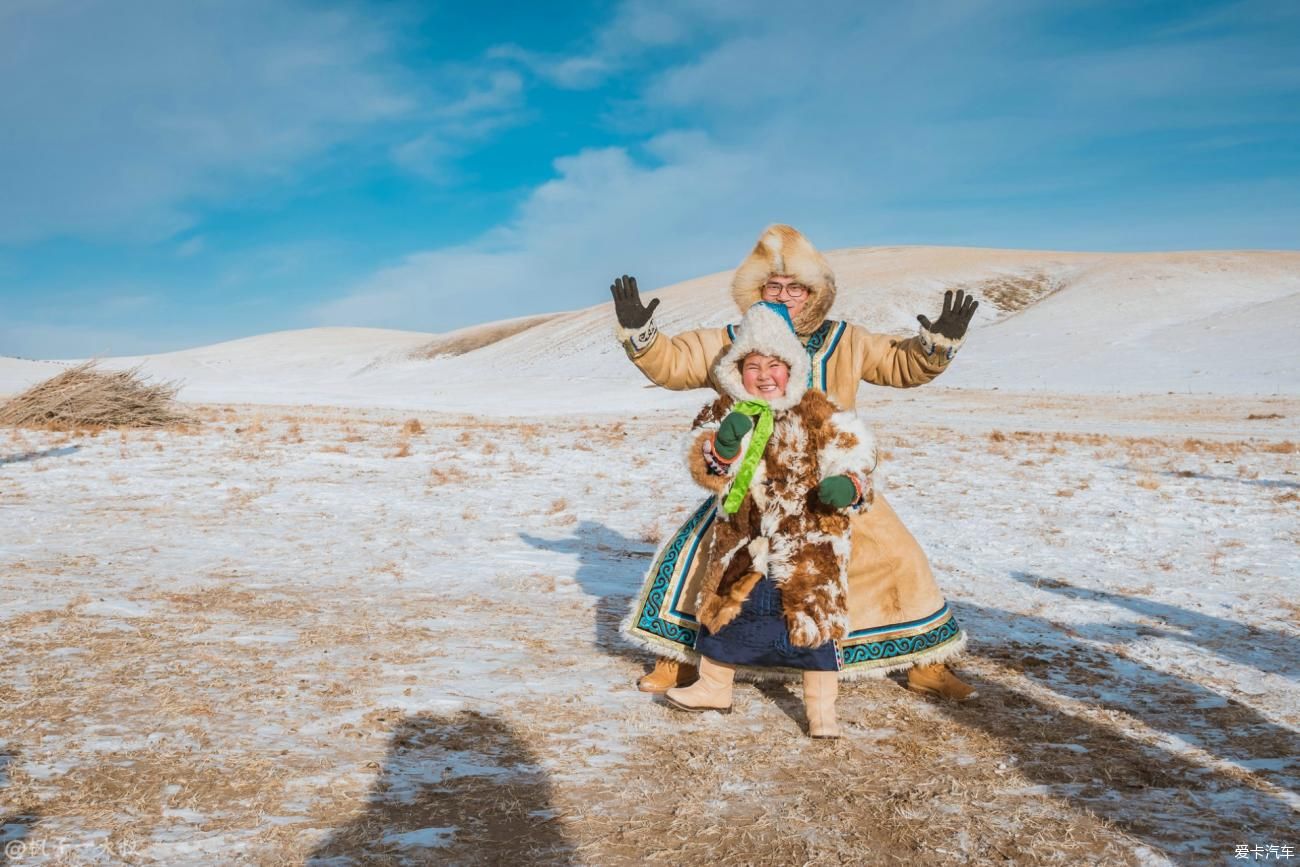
817;475;858;508
715;411;754;460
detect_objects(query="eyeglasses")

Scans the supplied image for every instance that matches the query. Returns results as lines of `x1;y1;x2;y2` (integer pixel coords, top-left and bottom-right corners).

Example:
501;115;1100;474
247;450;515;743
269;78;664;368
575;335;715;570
762;281;809;299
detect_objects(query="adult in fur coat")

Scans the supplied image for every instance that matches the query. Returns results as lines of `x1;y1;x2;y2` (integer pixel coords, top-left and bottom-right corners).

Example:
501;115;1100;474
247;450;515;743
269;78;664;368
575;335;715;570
614;224;978;701
663;302;878;737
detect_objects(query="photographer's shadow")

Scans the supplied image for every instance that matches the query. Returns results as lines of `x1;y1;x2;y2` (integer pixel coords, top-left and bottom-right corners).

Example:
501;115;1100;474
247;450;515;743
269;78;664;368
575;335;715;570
309;711;573;865
1;750;38;865
520;521;655;664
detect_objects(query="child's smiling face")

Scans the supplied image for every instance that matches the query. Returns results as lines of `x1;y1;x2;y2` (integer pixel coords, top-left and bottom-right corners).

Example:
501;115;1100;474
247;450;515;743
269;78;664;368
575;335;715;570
740;353;790;399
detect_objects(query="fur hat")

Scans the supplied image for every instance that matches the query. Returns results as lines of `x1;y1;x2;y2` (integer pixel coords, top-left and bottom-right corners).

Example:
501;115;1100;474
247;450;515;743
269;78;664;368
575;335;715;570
713;302;810;412
730;224;837;336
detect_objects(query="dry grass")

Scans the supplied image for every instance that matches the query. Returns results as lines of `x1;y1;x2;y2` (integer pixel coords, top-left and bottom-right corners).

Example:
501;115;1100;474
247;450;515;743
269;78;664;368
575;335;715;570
428;466;469;486
0;361;189;430
390;440;412;458
400;418;425;436
970;271;1062;313
410;313;561;359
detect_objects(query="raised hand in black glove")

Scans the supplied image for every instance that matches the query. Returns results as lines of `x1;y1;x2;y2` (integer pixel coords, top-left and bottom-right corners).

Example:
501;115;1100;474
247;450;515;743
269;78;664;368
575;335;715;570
917;289;978;340
714;411;754;460
610;275;660;329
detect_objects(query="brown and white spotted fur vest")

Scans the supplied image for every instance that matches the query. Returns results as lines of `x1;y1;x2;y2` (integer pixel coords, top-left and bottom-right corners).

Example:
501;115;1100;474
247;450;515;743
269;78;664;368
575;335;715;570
687;390;876;648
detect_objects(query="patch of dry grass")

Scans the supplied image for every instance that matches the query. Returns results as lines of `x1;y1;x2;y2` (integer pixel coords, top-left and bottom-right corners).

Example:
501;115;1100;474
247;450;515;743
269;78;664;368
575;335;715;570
410;313;561;359
0;361;189;430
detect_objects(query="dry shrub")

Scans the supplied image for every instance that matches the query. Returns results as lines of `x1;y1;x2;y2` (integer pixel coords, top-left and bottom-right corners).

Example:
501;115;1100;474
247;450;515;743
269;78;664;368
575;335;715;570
1135;475;1160;491
1055;488;1075;498
390;440;412;458
988;430;1007;443
547;498;567;514
428;466;468;486
0;361;188;430
482;441;498;455
1260;440;1295;454
320;444;348;454
411;312;560;359
401;418;425;436
282;423;303;444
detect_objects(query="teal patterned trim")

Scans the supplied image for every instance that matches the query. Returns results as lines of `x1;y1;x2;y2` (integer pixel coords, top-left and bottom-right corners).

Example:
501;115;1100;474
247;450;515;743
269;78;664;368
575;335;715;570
838;609;962;667
814;322;846;391
632;497;714;646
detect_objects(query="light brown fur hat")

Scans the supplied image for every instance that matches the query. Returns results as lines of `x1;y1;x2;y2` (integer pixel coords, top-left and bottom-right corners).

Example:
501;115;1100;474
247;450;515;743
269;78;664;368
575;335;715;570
730;224;837;336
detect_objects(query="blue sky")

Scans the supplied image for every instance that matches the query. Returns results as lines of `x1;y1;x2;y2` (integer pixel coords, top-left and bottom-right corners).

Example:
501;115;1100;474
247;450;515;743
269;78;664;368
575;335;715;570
2;0;1298;358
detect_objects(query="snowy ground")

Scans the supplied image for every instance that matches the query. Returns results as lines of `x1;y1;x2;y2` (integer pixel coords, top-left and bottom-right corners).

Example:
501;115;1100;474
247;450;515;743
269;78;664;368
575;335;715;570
0;389;1297;864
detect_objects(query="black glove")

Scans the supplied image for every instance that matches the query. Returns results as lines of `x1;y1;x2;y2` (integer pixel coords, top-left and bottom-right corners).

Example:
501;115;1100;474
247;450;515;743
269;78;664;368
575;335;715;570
715;411;754;460
610;275;660;329
917;289;978;340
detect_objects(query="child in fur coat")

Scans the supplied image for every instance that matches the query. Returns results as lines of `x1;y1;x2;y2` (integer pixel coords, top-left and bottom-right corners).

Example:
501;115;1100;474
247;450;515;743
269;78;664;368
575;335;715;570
665;302;877;738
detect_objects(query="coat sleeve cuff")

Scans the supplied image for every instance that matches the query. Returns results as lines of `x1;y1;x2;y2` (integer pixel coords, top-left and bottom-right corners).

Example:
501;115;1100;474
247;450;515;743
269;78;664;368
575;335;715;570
615;317;659;359
917;323;965;364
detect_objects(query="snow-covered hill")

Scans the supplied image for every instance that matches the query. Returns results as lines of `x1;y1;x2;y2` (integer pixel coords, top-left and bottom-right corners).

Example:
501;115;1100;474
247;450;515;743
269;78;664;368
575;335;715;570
3;247;1297;412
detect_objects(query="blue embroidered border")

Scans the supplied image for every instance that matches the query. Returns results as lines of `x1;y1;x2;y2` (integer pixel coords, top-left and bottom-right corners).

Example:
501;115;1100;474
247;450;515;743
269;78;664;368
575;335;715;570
634;497;714;645
838;613;962;667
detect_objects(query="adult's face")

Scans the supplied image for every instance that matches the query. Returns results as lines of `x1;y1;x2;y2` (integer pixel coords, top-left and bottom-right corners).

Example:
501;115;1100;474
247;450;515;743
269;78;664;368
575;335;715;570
761;274;809;321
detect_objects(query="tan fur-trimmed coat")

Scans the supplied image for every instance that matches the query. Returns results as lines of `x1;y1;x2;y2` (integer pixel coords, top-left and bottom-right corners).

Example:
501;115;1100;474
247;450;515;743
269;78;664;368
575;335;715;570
688;390;877;648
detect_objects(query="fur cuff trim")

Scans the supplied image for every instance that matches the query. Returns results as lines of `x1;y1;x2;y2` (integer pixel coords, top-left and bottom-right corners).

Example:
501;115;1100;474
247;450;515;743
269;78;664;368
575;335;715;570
820;412;876;476
687;430;734;492
917;323;965;363
615;317;659;358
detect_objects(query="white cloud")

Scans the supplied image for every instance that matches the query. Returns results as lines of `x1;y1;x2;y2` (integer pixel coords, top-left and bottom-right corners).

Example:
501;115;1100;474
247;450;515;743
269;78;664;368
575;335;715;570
0;0;417;244
316;0;1299;335
312;131;781;330
391;69;528;181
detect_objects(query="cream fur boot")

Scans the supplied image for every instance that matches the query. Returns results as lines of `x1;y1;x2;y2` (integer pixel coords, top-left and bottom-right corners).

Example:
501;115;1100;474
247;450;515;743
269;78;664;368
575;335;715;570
803;670;841;738
665;657;735;713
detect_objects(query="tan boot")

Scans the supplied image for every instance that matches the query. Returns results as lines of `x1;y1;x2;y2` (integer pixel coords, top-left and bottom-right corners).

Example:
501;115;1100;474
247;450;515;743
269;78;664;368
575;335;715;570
803;671;841;738
906;662;979;703
637;658;698;693
665;657;735;713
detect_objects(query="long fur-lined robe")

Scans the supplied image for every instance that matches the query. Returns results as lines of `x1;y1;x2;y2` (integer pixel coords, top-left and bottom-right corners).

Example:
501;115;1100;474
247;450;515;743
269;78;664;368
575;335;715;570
688;390;877;649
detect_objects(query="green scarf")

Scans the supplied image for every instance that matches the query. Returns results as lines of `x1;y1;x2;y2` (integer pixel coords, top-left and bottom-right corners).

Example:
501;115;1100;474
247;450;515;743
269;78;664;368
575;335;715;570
722;399;774;515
